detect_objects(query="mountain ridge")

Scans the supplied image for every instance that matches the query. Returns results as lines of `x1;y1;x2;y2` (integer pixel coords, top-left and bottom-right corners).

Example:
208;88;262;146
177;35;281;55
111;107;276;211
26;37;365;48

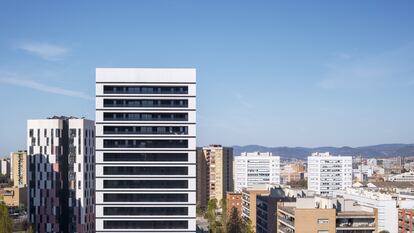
232;143;414;159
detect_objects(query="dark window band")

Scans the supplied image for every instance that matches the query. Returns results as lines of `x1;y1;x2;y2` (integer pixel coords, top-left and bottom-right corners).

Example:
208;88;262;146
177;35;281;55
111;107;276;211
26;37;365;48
103;180;188;189
103;86;188;94
103;166;188;175
103;152;188;162
103;126;188;135
104;99;188;108
103;112;188;121
104;207;188;216
103;193;188;202
104;220;188;229
103;139;188;148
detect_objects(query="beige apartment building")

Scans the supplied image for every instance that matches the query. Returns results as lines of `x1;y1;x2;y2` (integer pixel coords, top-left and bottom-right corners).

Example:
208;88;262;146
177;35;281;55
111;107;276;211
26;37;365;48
10;150;27;187
197;145;233;208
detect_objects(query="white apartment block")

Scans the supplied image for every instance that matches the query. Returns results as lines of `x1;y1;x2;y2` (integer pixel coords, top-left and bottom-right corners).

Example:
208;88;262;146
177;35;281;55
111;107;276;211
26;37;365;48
234;152;280;192
307;152;352;196
27;116;95;233
95;68;196;232
0;158;10;177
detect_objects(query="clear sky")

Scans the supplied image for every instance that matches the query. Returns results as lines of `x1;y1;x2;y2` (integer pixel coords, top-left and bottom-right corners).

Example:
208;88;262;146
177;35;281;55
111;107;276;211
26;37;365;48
0;1;414;155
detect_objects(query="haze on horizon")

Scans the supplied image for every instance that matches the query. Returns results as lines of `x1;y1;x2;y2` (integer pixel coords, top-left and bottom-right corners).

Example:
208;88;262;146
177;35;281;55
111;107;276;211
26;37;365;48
0;1;414;155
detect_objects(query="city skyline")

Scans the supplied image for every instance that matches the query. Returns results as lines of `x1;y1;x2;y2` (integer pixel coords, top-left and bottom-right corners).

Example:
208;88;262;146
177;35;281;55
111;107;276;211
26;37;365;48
1;1;414;156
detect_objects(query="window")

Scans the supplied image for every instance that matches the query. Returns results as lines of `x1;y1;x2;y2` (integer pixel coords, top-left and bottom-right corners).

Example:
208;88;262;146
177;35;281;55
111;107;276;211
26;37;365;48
103;99;188;108
318;219;329;224
103;126;188;135
103;112;188;121
103;85;188;94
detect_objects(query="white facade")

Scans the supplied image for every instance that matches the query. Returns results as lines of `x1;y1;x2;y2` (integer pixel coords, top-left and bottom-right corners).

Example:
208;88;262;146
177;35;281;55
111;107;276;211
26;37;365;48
0;158;10;177
95;68;196;232
307;152;352;195
27;117;95;233
388;171;414;182
233;152;280;192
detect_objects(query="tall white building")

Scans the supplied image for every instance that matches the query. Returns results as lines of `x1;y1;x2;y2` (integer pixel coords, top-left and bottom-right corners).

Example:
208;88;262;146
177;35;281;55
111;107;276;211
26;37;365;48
0;158;10;177
233;152;280;192
307;152;352;195
95;68;196;232
27;116;95;233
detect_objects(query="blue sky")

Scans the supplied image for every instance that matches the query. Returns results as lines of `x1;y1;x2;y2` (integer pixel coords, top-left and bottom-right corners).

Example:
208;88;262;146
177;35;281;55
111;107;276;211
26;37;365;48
0;1;414;155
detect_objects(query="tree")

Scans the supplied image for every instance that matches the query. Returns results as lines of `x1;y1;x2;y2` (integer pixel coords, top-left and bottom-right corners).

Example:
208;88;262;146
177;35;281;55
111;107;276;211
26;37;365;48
242;218;254;233
0;203;12;233
219;198;227;230
26;225;34;233
227;208;243;233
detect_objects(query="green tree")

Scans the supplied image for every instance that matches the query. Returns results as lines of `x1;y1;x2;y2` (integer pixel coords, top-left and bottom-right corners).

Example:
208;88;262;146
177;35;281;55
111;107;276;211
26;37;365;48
243;218;254;233
219;198;227;230
227;207;243;233
0;203;12;233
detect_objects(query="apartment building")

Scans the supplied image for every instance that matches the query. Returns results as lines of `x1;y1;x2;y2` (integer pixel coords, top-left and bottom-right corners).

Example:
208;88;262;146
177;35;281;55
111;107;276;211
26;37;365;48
242;188;270;231
95;68;196;232
398;209;414;233
196;145;233;208
234;152;280;192
226;192;243;217
10;150;28;187
307;152;352;195
27;116;95;233
0;158;10;177
256;191;293;233
277;196;378;233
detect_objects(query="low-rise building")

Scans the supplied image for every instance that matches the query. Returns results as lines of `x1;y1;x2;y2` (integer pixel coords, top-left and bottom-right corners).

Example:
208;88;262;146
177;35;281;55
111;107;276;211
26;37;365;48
388;171;414;182
227;192;243;217
1;187;27;207
280;163;305;184
333;188;414;233
277;196;378;233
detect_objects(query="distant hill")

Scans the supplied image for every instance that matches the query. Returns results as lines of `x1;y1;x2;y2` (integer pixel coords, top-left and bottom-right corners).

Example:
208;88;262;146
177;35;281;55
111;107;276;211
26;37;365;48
232;144;414;159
